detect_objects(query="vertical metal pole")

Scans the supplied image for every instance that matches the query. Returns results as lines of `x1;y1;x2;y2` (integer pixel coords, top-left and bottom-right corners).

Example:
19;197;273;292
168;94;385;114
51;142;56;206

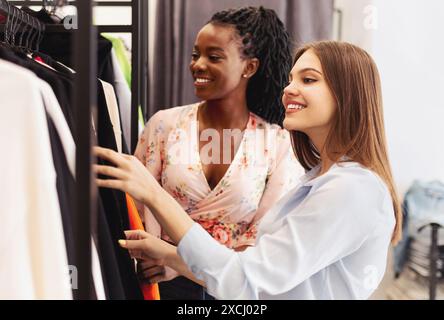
74;0;97;300
429;224;440;300
131;0;141;154
141;0;148;125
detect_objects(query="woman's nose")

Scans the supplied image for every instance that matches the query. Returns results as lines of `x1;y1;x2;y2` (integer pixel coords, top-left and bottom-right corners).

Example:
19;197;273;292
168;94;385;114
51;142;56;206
191;57;207;73
283;81;300;97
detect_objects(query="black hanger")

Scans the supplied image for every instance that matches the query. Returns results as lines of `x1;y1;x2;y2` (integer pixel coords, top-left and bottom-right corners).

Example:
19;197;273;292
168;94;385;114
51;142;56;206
17;13;29;49
10;6;22;47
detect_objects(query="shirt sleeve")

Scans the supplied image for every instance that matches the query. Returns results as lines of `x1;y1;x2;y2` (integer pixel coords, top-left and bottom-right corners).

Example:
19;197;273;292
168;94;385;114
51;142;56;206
234;129;304;248
133;110;166;237
177;170;387;299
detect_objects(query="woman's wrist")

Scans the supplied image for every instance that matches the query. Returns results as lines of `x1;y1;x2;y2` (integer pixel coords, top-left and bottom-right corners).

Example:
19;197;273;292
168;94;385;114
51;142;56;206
142;180;163;208
164;243;180;270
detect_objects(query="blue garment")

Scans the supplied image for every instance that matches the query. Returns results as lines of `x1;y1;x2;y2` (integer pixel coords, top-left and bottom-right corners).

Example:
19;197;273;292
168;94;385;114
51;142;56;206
393;180;444;276
178;162;395;299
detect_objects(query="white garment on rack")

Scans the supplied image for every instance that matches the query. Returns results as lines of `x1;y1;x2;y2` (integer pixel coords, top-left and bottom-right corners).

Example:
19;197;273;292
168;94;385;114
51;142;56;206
100;79;123;153
0;59;72;300
110;49;131;151
38;78;107;300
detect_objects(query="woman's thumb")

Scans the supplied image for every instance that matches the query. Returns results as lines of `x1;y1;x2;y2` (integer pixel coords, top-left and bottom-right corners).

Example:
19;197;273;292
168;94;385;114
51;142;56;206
119;239;144;250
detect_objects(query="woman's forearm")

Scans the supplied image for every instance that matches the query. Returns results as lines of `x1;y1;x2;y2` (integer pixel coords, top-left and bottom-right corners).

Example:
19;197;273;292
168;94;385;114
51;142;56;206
143;183;194;244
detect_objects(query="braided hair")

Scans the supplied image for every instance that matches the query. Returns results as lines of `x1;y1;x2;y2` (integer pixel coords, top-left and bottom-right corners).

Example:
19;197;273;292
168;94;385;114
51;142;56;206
209;6;292;126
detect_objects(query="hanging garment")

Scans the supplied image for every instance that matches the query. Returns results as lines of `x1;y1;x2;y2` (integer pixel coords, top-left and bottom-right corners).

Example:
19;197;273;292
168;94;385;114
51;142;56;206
109;49;131;151
97;82;144;300
100;80;123;153
126;194;161;300
0;46;136;299
0;59;72;299
0;47;76;138
102;34;132;87
40;78;107;299
101;33;146;148
101;34;132;149
394;180;444;277
2;46;111;299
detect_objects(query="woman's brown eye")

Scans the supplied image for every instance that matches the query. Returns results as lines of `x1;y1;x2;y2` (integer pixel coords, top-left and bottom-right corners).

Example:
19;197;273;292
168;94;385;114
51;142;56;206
303;78;316;84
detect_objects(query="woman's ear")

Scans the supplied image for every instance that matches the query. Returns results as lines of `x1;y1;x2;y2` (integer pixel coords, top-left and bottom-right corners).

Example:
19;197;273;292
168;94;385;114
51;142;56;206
242;58;260;79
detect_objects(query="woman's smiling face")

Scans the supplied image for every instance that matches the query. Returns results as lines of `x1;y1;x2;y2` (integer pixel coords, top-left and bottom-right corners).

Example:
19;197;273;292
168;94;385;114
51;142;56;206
189;23;249;101
282;49;337;137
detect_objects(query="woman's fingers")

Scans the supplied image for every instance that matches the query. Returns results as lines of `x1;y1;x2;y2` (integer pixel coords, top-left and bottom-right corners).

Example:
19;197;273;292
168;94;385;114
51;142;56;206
144;274;165;284
138;259;160;271
141;265;165;279
124;229;149;240
93;164;126;180
138;265;166;284
96;178;124;191
119;238;146;250
93;146;125;167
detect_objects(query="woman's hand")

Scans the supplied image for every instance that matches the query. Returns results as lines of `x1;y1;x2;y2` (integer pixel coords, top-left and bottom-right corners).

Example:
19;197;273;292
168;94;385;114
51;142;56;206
137;261;180;284
119;229;175;263
93;146;160;204
121;230;207;288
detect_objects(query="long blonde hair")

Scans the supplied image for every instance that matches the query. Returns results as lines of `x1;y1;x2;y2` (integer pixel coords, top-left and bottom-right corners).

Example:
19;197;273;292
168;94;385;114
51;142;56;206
291;41;402;244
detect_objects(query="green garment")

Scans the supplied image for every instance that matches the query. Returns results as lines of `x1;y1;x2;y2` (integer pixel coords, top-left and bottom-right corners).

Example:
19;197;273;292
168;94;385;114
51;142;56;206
102;33;145;128
101;34;132;88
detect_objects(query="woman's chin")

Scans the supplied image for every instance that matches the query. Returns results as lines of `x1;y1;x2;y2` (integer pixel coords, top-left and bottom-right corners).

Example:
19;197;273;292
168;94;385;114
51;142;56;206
283;119;297;131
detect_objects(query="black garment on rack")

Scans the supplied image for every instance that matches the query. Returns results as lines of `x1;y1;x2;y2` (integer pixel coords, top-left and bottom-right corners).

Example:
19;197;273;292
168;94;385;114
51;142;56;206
0;47;76;137
45;96;126;300
38;31;117;97
96;199;126;300
96;81;142;300
44;111;98;300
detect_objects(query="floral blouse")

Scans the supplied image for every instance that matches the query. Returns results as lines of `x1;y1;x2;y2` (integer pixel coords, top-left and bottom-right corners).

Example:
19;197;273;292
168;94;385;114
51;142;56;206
134;103;304;249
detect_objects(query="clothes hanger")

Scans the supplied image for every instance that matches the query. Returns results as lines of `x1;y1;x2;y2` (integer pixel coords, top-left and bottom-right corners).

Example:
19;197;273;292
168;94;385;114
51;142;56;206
10;6;22;47
2;1;12;45
17;13;29;50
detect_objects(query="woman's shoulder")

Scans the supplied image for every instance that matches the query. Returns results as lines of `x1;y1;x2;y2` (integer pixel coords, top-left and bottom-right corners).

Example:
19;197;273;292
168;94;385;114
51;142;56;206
150;102;199;122
304;162;395;228
314;163;388;195
310;162;393;216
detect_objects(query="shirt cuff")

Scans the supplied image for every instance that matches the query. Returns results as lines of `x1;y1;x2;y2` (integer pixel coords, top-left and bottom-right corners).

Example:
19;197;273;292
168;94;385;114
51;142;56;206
177;223;233;282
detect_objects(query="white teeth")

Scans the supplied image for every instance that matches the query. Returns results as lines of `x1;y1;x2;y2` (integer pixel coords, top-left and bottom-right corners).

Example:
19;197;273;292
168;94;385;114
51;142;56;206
287;104;306;110
196;78;211;83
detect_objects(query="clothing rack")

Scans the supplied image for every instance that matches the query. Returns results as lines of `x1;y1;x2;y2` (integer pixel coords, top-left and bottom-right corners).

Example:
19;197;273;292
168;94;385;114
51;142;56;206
428;223;442;300
2;0;148;153
1;0;148;299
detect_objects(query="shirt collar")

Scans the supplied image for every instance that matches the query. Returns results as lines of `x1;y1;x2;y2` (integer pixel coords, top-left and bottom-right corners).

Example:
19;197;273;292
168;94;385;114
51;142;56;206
301;160;362;187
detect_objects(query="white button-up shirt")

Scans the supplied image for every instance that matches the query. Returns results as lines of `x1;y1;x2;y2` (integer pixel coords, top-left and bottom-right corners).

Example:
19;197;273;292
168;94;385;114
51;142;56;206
177;162;395;299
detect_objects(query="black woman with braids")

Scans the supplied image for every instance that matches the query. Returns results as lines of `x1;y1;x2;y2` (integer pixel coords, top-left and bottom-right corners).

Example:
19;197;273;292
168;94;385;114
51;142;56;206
131;7;303;299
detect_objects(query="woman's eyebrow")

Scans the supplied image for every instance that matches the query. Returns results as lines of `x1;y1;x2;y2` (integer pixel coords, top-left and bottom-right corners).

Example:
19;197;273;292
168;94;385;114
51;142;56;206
298;67;323;75
206;46;225;52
